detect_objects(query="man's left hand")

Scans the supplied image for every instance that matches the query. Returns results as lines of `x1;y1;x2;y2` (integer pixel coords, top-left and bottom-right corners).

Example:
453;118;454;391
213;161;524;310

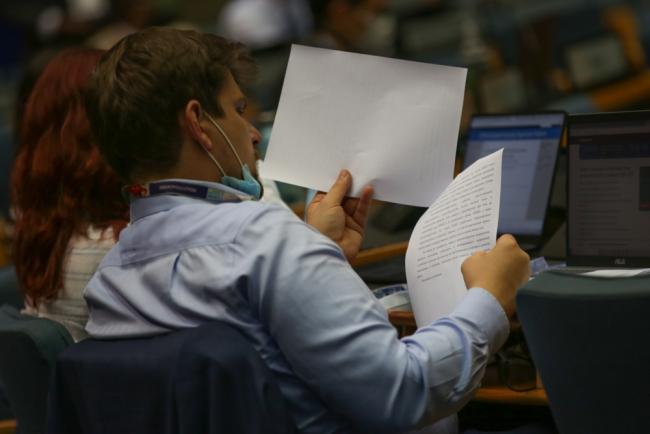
306;170;374;262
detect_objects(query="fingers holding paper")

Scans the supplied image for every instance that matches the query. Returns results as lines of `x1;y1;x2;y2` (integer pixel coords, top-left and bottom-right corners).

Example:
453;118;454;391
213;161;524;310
461;234;530;318
306;170;374;262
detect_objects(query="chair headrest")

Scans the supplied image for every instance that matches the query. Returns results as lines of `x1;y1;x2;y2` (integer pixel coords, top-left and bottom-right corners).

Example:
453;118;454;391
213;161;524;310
0;305;73;362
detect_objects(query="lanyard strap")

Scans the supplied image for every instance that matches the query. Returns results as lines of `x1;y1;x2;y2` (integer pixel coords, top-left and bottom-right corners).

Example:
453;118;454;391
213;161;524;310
123;180;252;204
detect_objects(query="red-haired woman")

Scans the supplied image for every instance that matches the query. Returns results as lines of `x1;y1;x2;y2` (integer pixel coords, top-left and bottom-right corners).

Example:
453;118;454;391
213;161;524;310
11;48;128;341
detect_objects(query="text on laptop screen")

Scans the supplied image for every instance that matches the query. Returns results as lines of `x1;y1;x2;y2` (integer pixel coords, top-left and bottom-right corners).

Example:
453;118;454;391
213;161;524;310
569;114;650;261
464;113;564;236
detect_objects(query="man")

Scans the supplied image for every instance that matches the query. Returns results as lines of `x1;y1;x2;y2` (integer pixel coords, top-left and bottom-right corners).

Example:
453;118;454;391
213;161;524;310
85;27;529;433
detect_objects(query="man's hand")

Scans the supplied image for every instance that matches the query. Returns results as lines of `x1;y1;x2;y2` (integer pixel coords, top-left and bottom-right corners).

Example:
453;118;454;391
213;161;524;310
306;170;374;262
461;234;530;318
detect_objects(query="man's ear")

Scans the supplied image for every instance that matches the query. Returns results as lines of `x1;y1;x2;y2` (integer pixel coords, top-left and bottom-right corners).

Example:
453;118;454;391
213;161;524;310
184;100;213;150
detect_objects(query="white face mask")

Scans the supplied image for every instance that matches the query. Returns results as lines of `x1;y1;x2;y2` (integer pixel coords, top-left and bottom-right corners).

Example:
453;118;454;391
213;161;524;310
201;112;262;200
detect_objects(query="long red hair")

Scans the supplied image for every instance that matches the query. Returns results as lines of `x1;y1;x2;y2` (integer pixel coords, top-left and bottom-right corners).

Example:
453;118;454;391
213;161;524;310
11;48;128;307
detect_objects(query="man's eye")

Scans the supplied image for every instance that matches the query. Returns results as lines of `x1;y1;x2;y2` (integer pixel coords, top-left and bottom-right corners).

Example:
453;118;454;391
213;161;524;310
236;103;247;114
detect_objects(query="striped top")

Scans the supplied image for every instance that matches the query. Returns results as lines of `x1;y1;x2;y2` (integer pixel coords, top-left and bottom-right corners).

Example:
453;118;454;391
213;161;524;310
24;226;115;342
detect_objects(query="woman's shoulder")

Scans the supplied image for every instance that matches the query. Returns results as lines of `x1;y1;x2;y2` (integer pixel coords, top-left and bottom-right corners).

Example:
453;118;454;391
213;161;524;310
70;226;117;250
65;226;117;269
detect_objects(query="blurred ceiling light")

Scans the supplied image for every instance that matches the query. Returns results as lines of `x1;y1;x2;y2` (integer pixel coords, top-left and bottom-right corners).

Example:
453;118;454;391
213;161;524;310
37;6;64;38
67;0;109;21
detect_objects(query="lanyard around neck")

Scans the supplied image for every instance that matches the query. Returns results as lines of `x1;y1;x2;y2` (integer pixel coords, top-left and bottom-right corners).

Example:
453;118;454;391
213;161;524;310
123;180;252;204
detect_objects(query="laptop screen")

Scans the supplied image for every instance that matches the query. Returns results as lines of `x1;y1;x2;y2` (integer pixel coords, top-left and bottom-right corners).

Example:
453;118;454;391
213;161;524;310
568;111;650;267
464;112;565;238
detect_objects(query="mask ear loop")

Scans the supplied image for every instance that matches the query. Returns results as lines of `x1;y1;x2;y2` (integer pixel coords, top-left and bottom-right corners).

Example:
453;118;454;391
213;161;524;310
201;144;227;177
205;112;246;168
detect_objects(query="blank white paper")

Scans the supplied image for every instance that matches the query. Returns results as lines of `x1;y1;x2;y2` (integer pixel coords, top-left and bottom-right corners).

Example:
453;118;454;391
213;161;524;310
262;45;467;207
581;269;650;278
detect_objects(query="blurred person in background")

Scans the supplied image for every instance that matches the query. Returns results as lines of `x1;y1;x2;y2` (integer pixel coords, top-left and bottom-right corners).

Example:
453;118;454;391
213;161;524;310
11;48;128;341
216;0;313;49
174;0;228;32
307;0;391;53
86;0;156;49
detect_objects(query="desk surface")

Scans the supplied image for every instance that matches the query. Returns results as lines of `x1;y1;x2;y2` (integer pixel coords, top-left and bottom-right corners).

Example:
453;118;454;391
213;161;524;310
351;241;408;268
389;310;417;327
473;386;548;406
0;419;16;434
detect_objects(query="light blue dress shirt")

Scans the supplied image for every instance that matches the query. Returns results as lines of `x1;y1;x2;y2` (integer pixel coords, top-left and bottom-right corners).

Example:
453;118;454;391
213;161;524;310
85;180;509;434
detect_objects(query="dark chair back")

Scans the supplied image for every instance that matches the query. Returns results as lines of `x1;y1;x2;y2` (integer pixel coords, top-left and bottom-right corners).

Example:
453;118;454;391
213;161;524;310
517;271;650;434
0;267;22;309
0;305;73;434
47;322;295;434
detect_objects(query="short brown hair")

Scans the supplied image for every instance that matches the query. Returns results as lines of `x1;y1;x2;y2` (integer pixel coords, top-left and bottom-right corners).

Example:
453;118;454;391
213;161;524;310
86;27;256;183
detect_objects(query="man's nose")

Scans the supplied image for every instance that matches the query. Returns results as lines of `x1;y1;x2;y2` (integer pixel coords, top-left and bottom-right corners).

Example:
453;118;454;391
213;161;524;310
250;125;262;147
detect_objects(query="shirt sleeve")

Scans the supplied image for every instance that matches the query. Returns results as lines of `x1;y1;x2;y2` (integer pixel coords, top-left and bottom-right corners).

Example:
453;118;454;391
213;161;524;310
234;205;509;433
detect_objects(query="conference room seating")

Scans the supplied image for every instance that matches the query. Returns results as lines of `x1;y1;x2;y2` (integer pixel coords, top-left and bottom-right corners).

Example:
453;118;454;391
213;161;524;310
517;271;650;434
47;321;296;434
0;268;21;310
0;305;73;434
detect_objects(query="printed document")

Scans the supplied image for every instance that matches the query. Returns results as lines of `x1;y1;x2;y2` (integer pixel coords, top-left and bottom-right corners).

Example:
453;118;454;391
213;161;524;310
405;150;503;326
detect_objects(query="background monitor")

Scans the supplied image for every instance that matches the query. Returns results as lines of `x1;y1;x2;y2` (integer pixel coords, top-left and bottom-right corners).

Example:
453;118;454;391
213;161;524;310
463;112;565;240
567;111;650;267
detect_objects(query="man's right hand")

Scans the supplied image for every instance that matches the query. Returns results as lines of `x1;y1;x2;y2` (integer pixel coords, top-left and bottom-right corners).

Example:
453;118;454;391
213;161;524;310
461;234;530;318
306;170;373;262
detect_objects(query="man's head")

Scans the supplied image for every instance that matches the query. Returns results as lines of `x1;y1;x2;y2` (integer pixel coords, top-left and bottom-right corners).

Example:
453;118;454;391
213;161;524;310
87;27;260;185
310;0;387;50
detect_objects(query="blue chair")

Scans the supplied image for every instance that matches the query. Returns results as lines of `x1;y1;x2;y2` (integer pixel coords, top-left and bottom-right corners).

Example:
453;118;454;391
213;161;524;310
517;271;650;434
0;305;73;434
47;322;296;434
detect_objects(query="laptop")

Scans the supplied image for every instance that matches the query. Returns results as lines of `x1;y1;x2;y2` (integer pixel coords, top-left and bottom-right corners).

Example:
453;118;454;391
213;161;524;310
463;112;566;254
566;111;650;268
